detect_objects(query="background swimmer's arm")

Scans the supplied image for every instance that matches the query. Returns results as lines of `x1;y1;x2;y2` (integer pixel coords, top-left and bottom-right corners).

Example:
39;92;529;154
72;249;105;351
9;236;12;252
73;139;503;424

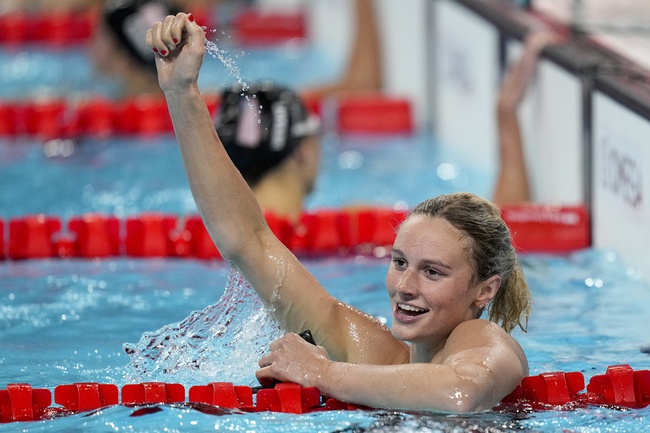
147;14;405;365
261;321;524;413
302;0;382;100
493;29;566;205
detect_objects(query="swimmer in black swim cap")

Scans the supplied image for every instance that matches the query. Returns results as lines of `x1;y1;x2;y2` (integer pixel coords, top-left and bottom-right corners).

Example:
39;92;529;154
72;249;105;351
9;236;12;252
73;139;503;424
91;0;179;97
216;81;321;224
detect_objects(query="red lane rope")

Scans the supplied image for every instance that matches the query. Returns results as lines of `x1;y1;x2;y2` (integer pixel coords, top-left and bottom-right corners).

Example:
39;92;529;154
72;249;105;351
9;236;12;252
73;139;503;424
0;6;305;47
0;93;416;139
1;364;648;423
0;10;96;46
0;95;217;139
0;204;589;261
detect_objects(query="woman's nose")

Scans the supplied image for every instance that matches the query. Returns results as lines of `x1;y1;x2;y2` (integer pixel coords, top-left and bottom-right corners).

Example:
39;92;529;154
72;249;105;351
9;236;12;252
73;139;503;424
395;268;417;296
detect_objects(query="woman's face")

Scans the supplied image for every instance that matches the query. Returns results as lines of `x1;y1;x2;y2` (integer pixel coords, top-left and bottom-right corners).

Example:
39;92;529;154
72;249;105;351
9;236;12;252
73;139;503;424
386;214;482;349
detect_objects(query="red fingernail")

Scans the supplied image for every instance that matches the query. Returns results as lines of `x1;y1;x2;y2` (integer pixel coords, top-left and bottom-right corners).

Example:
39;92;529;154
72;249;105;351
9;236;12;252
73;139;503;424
173;38;179;44
152;47;158;53
188;13;194;22
161;49;167;55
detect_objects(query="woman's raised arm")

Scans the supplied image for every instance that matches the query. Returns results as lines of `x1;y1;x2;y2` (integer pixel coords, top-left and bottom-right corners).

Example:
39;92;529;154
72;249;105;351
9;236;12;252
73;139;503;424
145;14;406;365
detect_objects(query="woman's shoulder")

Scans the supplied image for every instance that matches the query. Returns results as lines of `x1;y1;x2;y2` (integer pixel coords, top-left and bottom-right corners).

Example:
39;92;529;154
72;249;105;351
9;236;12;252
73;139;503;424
444;319;528;374
445;319;525;358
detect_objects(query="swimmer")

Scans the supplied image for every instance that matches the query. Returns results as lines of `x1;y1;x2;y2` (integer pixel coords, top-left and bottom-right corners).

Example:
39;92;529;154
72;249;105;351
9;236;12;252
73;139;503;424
493;28;567;205
91;0;180;98
214;0;381;223
215;82;321;224
146;13;532;413
301;0;383;101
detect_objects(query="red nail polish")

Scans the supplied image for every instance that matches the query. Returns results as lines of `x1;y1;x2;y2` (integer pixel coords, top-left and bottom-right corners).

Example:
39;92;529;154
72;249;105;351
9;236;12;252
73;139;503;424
188;13;194;22
153;47;158;53
173;38;179;44
161;49;167;55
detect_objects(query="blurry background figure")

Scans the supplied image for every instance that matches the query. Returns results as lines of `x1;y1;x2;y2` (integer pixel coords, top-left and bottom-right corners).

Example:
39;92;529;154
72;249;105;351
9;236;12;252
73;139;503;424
90;0;181;98
0;0;220;13
214;0;383;223
492;28;567;205
216;82;321;224
302;0;382;101
1;0;221;98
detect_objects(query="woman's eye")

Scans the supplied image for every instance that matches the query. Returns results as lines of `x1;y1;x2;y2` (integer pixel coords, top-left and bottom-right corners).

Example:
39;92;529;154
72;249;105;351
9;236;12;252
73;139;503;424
425;268;441;277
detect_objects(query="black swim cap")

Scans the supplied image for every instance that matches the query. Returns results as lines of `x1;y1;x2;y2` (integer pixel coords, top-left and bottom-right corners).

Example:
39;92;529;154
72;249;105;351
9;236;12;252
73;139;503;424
216;82;321;186
102;0;178;71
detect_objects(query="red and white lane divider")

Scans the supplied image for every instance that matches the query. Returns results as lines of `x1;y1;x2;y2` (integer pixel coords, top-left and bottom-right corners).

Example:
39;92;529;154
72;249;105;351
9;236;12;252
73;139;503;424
1;364;648;423
0;204;590;261
0;6;306;47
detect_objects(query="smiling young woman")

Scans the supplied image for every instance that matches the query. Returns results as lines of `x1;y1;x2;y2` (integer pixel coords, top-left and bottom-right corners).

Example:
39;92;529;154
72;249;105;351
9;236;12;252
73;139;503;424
145;13;532;413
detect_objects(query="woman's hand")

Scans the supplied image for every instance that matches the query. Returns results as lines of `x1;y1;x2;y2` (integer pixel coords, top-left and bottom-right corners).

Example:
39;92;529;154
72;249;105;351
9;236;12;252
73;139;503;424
256;333;331;388
145;12;205;94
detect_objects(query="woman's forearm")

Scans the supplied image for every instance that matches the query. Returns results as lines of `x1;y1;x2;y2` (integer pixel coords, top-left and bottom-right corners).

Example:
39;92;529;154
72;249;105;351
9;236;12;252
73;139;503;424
316;361;495;413
164;85;268;262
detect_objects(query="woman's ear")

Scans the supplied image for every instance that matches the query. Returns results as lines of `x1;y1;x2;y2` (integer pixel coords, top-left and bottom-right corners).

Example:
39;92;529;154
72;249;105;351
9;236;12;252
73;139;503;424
475;274;501;308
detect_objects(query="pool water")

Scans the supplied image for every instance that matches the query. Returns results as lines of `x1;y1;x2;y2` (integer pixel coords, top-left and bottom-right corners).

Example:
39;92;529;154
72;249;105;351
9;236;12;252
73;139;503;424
1;23;650;433
1;251;649;432
0;40;340;101
1;132;488;219
2;130;649;432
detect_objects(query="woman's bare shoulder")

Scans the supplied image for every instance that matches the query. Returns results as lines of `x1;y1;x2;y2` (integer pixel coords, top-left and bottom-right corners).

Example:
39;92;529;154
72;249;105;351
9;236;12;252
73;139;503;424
441;319;528;374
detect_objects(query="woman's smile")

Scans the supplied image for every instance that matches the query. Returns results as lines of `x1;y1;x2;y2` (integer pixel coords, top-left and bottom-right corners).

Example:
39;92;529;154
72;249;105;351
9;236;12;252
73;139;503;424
394;302;429;322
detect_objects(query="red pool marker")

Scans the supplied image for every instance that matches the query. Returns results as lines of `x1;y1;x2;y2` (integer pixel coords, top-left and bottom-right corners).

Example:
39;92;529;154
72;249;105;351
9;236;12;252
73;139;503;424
0;384;51;423
354;208;406;255
117;97;172;135
0;11;93;46
0;219;4;260
54;383;118;412
519;371;585;406
0;102;18;136
36;12;94;46
337;95;413;134
23;100;67;140
8;215;62;260
256;383;321;414
184;215;222;259
189;382;254;410
587;364;650;408
0;12;29;45
264;212;295;248
76;98;118;138
121;382;185;405
233;9;306;46
501;204;590;253
125;213;178;257
68;214;121;258
291;210;352;256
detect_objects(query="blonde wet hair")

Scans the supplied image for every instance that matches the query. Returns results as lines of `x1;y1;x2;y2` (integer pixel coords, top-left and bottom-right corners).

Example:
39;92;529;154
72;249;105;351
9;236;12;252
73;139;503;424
409;192;531;333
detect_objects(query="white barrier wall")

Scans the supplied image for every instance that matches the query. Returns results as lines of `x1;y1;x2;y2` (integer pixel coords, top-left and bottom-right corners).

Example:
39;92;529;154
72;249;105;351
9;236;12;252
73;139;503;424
593;93;650;278
432;0;500;168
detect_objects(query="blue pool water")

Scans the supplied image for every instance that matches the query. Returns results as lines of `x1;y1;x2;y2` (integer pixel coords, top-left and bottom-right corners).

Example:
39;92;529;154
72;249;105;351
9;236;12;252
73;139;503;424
1;132;486;219
2;130;650;432
0;43;339;101
2;28;650;433
1;251;650;432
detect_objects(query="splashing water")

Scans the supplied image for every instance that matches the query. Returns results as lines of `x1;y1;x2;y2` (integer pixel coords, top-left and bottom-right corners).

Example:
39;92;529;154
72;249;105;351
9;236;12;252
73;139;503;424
122;266;284;386
204;28;248;91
